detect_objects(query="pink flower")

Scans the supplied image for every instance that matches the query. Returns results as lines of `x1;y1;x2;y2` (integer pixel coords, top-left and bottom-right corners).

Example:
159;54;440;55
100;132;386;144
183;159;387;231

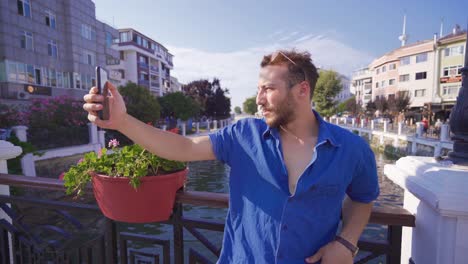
108;139;120;148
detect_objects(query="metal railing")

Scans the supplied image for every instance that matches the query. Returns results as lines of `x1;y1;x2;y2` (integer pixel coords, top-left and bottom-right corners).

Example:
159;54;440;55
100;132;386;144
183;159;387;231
0;174;415;264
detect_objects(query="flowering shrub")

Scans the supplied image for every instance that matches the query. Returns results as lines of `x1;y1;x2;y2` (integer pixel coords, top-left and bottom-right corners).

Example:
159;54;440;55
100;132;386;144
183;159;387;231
63;139;186;196
28;96;87;129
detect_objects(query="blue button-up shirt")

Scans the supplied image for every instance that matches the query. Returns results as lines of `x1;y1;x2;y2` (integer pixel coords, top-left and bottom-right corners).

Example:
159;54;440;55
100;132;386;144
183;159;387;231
209;111;379;264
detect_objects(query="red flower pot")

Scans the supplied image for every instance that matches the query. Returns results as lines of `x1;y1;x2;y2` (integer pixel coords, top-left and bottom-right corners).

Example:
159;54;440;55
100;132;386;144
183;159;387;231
91;168;187;223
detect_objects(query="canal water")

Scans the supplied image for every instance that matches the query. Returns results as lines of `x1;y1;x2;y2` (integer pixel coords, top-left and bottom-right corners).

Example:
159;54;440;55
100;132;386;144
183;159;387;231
121;151;403;263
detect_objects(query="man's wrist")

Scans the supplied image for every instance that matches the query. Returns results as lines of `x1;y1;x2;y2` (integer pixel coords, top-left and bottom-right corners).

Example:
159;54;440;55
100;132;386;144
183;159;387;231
335;235;359;257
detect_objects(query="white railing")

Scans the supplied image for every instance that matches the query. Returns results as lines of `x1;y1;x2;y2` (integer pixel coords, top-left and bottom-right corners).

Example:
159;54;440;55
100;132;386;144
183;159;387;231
326;117;453;157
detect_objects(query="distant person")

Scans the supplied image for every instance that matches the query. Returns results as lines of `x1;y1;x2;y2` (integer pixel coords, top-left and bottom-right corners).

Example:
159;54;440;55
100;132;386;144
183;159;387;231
83;49;379;263
422;117;429;133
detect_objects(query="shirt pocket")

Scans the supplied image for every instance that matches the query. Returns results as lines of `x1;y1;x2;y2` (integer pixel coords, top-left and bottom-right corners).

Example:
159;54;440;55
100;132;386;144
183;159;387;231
304;183;343;218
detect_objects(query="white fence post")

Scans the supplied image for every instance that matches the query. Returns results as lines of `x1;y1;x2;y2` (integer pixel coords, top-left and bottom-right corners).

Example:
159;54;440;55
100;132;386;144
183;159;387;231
11;126;28;142
196;122;200;134
98;130;106;148
207;121;211;132
0;140;22;264
440;124;449;141
398;122;403;135
351;118;355;127
182;122;186;136
21;153;36;177
360;119;365;128
416;122;424;137
213;120;218;130
162;125;167;131
88;123;98;144
371;120;375;130
383;120;388;133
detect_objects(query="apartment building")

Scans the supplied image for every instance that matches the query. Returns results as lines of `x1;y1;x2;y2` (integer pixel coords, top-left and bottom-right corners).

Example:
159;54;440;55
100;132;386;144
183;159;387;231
107;28;174;97
0;0;120;102
351;68;372;107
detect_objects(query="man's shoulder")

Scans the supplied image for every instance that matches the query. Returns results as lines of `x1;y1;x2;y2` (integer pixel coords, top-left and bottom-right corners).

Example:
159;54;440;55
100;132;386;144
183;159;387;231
232;117;267;132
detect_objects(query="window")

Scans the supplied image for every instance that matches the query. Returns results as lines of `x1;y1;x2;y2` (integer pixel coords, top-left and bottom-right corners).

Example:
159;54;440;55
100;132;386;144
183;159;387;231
415;72;427;80
118;69;125;79
82;50;95;65
415;53;428;63
142;38;148;48
414;89;426;97
375;82;379;88
63;72;70;88
106;32;113;47
17;63;26;82
0;62;5;82
120;31;130;42
443;85;460;96
442;65;463;77
20;31;33;50
381;80;386;87
74;72;81;89
389;63;396;70
388;94;395;100
26;64;34;83
400;56;410;65
376;68;380;74
56;72;62;87
48;40;58;58
7;62;16;81
444;45;464;57
17;0;31;18
120;51;125;60
45;10;56;29
399;74;410;82
49;69;56;87
382;66;386;72
81;24;96;40
389;79;395;85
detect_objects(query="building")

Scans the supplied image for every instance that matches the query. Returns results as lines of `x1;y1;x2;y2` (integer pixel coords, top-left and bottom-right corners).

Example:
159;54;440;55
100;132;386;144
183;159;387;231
167;76;182;94
335;75;352;103
107;28;174;97
351;67;372;108
432;25;466;118
0;0;120;102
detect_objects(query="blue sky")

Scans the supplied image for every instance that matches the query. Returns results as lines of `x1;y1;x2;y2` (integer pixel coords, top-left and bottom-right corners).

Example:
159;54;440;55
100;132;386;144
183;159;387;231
95;0;468;108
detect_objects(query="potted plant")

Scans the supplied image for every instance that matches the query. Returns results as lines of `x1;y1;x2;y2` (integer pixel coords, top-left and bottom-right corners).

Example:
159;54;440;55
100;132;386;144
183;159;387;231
63;139;187;223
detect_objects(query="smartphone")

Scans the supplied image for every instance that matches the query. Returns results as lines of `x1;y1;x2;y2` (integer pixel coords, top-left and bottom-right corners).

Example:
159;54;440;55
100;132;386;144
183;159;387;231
96;66;110;120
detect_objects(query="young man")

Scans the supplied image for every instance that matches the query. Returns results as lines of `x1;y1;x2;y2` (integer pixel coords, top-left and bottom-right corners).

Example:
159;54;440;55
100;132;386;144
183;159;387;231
83;50;379;264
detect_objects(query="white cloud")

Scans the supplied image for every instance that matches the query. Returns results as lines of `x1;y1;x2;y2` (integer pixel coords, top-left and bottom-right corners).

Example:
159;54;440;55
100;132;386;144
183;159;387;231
169;32;374;109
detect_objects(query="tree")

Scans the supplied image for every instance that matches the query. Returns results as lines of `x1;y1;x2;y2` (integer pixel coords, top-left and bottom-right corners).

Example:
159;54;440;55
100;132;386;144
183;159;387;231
183;78;231;119
205;86;231;119
119;82;160;123
243;96;257;115
159;92;200;121
234;106;242;114
335;96;360;116
312;70;343;117
374;96;389;114
388;91;411;113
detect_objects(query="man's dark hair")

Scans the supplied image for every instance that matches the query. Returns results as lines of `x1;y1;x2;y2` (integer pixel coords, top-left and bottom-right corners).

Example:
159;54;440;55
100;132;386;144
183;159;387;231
260;49;319;100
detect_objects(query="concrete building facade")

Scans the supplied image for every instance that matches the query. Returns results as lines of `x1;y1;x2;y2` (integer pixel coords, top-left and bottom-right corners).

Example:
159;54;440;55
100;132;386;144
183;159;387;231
0;0;120;102
107;28;174;97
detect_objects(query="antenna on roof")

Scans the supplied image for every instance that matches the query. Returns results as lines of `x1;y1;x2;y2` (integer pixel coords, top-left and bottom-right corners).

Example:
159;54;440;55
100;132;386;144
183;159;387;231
398;14;408;46
440;17;444;38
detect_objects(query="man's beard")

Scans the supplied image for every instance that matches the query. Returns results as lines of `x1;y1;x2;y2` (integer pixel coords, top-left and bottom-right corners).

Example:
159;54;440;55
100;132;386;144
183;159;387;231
261;93;296;128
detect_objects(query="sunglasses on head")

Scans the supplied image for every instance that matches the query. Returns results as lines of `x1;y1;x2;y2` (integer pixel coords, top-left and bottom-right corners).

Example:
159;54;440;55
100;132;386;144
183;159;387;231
270;51;307;83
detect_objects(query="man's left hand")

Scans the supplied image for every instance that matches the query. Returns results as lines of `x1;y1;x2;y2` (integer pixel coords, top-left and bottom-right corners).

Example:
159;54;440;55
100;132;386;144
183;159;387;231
305;240;354;264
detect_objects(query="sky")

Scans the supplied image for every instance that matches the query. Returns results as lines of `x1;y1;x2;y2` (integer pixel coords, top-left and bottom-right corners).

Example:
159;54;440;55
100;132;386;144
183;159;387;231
94;0;468;109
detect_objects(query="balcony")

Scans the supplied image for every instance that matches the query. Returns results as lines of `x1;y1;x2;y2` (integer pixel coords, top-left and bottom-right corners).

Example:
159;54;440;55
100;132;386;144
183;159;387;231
150;65;159;73
138;62;149;69
106;57;120;66
150;81;160;87
138;79;149;87
0;174;414;263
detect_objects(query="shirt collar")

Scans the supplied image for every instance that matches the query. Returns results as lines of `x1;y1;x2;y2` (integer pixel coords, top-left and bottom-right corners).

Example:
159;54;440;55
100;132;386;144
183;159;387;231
262;109;341;147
